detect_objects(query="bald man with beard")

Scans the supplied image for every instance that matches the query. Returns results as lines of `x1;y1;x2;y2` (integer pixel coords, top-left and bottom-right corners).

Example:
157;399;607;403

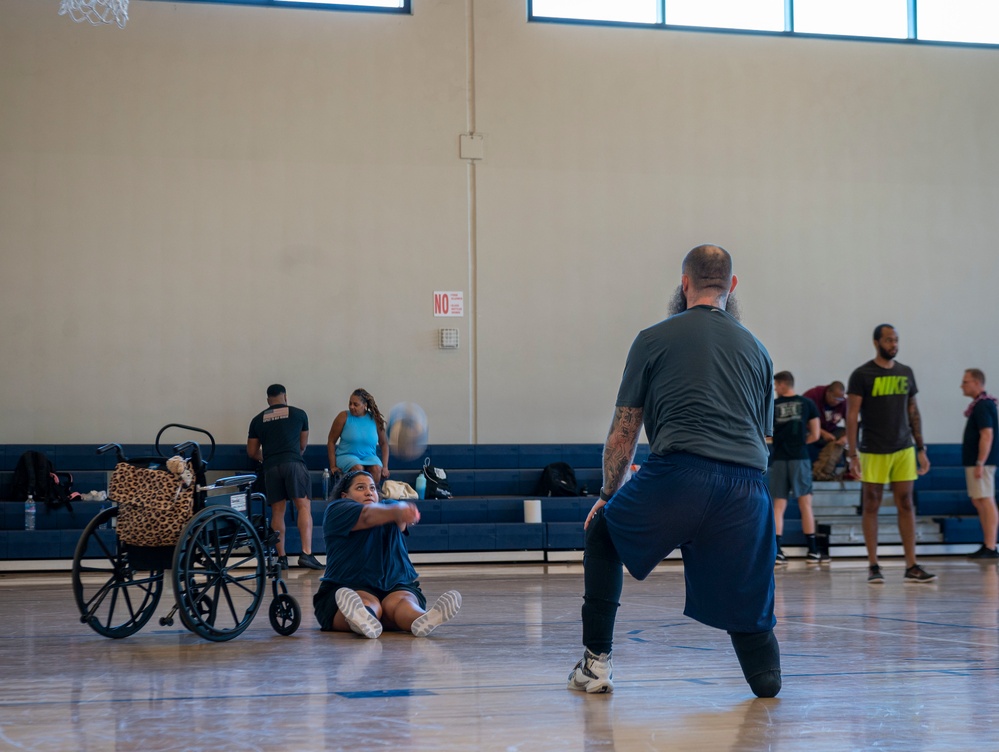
567;244;781;699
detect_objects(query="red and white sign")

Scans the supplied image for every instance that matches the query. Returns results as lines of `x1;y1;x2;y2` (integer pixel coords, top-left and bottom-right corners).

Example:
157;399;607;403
433;291;464;317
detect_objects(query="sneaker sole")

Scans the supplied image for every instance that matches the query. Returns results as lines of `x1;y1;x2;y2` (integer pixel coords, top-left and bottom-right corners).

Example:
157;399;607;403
335;588;382;639
567;677;614;694
412;590;462;637
904;577;937;584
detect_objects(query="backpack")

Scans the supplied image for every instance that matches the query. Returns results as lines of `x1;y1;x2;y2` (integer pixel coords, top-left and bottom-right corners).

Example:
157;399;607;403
536;462;579;497
420;458;452;499
11;450;75;510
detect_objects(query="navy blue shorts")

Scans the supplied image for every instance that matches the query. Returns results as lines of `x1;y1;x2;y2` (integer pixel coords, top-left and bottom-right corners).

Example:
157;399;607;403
603;452;776;633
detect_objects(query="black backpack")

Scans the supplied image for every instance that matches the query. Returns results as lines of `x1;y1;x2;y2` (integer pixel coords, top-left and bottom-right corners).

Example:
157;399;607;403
420;459;452;499
537;462;579;497
11;450;75;510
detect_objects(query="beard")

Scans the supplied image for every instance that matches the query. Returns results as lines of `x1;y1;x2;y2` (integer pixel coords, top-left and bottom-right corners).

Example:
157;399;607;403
667;285;741;322
877;344;897;360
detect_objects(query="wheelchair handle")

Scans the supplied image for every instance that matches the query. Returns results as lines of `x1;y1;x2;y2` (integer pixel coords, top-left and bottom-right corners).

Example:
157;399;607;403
155;423;216;463
97;443;127;462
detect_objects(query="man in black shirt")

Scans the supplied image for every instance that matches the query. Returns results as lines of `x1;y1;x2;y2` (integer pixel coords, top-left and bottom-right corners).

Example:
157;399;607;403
247;384;323;570
960;368;999;559
846;325;933;584
769;371;821;563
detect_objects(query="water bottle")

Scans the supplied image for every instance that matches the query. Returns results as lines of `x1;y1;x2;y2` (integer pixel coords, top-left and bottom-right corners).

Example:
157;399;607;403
414;473;427;500
24;494;36;531
322;468;331;501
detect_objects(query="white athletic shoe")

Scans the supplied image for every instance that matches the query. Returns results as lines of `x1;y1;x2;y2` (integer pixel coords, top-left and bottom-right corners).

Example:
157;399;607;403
567;648;614;694
411;590;462;637
335;588;382;639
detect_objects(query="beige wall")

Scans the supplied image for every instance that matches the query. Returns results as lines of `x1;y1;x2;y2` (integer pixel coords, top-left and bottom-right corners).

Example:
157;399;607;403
1;0;997;445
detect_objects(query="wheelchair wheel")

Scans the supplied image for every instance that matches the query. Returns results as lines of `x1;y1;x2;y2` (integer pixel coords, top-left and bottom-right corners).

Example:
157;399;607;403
269;593;302;636
172;506;265;641
72;507;164;639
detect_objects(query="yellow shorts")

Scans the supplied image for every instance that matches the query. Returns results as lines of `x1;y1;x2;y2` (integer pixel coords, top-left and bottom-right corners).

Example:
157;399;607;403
859;448;917;485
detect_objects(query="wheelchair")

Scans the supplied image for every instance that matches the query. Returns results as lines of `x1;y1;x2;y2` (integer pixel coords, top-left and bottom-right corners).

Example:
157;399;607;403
71;424;302;641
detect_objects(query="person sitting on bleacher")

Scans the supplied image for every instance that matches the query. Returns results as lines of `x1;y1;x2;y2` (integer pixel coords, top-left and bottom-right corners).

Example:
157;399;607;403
803;381;849;481
313;470;461;638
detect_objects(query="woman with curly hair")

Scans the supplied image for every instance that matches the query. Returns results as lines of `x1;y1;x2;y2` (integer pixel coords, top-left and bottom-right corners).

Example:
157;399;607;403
328;388;390;484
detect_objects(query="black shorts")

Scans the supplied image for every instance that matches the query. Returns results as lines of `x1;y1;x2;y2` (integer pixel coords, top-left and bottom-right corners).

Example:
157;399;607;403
264;461;310;504
313;579;426;631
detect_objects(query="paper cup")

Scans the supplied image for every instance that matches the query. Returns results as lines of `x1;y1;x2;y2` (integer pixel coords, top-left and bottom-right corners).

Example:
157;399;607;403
523;499;542;523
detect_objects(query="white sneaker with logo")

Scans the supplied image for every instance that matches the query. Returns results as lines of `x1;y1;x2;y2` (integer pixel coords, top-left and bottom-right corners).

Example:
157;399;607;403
567;648;614;694
335;588;382;639
411;590;462;637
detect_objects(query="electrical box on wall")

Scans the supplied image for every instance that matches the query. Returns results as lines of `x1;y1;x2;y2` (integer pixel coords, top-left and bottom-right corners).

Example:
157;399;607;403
439;328;460;349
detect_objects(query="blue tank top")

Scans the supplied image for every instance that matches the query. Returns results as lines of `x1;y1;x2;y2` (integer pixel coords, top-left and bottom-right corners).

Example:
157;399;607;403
337;413;380;461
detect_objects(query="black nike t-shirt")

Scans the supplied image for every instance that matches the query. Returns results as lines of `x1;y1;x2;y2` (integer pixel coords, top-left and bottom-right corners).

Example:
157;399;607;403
847;360;917;454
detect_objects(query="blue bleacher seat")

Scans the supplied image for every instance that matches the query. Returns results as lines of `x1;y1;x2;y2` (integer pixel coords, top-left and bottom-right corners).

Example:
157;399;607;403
545;522;584;550
938;517;981;543
406;524;449;552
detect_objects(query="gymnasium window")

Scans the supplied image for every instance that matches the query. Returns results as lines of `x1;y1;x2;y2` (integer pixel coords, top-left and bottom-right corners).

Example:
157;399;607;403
528;0;999;46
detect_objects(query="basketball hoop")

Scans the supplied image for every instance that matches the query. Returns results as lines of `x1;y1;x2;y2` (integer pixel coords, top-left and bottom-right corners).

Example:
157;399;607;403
59;0;129;29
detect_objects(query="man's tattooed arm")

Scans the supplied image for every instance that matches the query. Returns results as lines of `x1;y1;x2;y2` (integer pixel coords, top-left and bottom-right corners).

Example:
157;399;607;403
602;406;644;495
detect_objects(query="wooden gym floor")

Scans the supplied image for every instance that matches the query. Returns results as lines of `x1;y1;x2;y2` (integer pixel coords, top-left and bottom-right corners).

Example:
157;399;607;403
1;557;996;751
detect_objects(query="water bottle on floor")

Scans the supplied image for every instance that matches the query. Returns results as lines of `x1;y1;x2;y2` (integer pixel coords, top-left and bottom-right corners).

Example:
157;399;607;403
322;468;331;501
25;494;36;531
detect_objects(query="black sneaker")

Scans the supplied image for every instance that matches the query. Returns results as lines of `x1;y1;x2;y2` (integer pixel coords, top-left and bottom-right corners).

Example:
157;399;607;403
278;555;289;570
298;552;323;570
968;545;999;560
775;548;787;565
806;551;822;562
867;564;884;584
904;564;936;583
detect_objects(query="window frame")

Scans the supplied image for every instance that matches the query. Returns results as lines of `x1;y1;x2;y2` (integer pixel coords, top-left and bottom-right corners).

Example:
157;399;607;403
527;0;999;49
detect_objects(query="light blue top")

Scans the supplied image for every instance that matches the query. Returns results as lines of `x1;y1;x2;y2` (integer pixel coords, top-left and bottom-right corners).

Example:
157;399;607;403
335;412;382;472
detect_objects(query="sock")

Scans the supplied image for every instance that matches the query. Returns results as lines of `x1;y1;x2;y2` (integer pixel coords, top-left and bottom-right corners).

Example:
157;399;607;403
730;629;782;698
805;533;818;554
775;534;782;548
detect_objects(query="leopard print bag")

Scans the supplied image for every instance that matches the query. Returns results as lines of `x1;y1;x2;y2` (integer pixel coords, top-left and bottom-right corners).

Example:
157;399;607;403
109;461;195;547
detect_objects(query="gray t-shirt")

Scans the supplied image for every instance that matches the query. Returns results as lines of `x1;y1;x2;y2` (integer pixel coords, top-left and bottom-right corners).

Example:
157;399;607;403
616;305;773;471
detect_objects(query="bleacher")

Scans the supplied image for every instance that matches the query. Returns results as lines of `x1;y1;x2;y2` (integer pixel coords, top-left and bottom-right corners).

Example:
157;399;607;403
0;442;983;567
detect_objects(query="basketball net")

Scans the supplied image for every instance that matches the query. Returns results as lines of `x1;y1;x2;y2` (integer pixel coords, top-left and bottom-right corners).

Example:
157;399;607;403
59;0;129;29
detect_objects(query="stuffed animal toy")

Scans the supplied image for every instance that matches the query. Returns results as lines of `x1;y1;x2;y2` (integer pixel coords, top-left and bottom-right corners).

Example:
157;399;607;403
167;455;194;487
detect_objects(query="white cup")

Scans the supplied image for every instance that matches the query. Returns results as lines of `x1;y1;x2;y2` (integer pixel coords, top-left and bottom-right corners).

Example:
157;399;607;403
523;499;542;524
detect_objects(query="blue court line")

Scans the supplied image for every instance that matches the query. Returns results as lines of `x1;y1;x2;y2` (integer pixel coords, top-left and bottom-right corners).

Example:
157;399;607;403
336;689;437;699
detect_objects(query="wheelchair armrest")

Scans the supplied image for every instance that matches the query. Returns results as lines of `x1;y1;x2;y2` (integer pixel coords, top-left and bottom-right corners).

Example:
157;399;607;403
210;474;258;489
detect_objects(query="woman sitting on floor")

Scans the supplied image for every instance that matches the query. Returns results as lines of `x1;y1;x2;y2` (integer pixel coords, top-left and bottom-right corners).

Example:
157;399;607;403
313;470;461;638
